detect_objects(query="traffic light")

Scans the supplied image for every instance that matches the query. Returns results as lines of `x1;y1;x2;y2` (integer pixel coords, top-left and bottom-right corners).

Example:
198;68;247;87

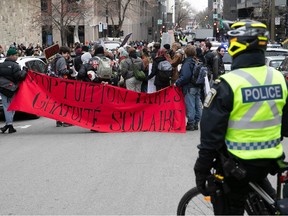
148;27;152;35
213;21;217;37
162;25;166;33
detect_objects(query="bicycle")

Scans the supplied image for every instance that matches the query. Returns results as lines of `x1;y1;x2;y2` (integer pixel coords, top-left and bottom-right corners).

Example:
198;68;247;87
177;160;288;215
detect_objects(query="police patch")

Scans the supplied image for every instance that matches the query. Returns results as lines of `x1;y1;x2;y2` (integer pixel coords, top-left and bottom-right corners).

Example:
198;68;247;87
241;84;283;103
204;88;217;107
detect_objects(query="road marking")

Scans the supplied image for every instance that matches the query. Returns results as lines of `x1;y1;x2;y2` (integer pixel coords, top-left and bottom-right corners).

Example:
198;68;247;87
15;125;31;129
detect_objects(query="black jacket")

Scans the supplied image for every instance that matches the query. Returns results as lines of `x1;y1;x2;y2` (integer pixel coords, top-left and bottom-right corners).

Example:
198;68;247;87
148;56;170;87
73;54;83;72
77;63;100;83
195;50;288;174
0;58;27;83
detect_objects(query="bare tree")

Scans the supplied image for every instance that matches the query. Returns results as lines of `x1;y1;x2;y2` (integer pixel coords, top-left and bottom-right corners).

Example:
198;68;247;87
32;0;92;46
193;8;211;28
96;0;154;37
175;0;196;29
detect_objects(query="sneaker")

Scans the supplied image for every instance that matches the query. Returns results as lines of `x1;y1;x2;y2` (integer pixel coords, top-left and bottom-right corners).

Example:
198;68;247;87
186;124;195;131
62;123;73;127
56;121;63;127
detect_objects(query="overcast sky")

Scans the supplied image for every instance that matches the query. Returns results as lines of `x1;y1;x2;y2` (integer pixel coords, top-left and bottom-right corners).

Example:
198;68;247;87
193;1;208;12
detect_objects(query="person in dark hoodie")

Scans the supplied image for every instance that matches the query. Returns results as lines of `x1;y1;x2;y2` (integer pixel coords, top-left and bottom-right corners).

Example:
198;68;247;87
175;44;202;131
53;46;74;127
147;48;171;91
73;47;83;72
0;48;28;133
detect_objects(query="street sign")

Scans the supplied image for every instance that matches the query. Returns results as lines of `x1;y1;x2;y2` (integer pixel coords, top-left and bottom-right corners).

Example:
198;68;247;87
99;22;103;32
213;14;218;19
275;17;280;25
103;23;107;30
157;19;163;25
213;2;217;9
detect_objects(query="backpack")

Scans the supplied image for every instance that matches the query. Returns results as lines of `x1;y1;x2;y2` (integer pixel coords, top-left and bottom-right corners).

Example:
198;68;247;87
47;55;61;77
191;63;208;86
95;56;113;80
157;60;173;82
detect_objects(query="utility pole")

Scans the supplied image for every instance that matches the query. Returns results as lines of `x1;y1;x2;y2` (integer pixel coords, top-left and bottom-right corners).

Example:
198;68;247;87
213;0;217;38
271;0;275;42
105;5;109;38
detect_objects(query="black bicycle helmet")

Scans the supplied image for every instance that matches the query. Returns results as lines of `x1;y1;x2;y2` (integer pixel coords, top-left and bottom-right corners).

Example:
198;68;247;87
227;20;269;57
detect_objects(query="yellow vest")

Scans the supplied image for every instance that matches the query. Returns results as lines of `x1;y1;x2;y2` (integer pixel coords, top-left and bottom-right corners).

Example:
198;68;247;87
221;66;287;160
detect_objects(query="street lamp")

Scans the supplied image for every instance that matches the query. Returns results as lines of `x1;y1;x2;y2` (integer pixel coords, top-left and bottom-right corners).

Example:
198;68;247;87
271;0;275;42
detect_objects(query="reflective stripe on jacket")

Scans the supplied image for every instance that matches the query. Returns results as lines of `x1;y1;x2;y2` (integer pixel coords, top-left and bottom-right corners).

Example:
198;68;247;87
221;66;287;159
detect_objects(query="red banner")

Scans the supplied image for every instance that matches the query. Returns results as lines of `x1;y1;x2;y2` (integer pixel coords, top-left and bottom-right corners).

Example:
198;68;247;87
9;71;186;133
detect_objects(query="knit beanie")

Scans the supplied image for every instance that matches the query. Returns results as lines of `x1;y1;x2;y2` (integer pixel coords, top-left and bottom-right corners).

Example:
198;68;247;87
163;44;170;50
7;48;17;56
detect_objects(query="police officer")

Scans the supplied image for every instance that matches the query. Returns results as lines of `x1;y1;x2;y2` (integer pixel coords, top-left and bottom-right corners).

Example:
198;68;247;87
194;20;288;214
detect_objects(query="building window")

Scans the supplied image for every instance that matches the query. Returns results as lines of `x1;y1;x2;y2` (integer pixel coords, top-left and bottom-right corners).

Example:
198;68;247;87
41;0;48;12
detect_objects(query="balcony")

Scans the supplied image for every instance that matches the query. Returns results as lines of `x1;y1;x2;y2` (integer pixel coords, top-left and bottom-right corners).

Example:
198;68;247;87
237;2;246;9
246;0;260;7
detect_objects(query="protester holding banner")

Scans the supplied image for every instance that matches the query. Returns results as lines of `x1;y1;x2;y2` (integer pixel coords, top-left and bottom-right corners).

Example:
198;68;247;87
77;57;101;83
175;44;202;131
54;46;74;127
0;48;27;133
119;47;144;92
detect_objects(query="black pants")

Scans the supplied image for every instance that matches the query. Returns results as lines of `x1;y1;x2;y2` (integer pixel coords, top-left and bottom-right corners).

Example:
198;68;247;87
212;160;277;215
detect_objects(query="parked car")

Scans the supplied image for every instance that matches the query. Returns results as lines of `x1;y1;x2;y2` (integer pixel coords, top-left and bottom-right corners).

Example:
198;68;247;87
278;56;288;81
0;56;46;119
104;41;121;51
265;56;285;69
265;48;288;56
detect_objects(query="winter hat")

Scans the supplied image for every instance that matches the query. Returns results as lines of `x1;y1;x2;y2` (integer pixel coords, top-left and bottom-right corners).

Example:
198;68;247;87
94;46;104;55
128;47;137;58
164;44;170;50
75;48;82;55
81;52;92;64
128;47;136;54
82;45;89;52
7;48;17;56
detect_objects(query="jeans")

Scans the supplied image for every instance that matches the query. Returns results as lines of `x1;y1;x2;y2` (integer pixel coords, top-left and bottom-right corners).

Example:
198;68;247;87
184;87;202;126
0;92;15;125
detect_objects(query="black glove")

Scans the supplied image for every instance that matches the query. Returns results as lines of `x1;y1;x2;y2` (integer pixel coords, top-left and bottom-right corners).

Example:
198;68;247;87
195;171;209;196
194;149;217;196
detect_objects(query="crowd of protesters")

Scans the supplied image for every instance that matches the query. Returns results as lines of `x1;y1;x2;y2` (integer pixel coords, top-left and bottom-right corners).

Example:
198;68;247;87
0;38;225;132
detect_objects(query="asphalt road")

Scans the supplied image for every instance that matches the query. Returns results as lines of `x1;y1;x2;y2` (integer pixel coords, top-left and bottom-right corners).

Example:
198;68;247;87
0;116;199;215
1;116;288;215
